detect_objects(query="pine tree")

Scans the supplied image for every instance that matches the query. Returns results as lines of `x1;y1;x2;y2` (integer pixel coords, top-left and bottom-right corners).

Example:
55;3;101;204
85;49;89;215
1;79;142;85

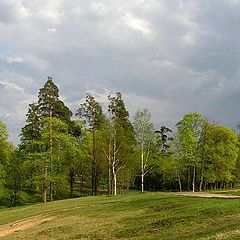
38;76;72;123
76;93;104;196
20;76;74;202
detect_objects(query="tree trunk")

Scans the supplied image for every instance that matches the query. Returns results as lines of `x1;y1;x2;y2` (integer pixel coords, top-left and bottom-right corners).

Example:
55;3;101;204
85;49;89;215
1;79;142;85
199;159;204;191
113;170;117;195
108;140;112;196
112;128;117;196
141;149;144;193
49;182;53;202
43;166;47;203
69;167;74;198
178;174;182;192
49;107;53;201
92;129;97;196
192;165;195;192
108;162;112;196
187;167;190;191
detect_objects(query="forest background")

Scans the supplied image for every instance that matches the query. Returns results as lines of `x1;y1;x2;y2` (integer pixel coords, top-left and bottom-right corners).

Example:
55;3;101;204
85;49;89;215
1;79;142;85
0;77;239;207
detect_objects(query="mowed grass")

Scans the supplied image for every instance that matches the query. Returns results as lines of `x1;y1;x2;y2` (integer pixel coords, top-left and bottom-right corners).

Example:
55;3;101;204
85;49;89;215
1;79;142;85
1;192;240;240
212;189;240;197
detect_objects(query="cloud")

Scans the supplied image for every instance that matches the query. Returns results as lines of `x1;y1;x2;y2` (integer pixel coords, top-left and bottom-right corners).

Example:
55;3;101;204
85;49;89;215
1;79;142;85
123;12;153;37
0;0;31;23
0;0;240;143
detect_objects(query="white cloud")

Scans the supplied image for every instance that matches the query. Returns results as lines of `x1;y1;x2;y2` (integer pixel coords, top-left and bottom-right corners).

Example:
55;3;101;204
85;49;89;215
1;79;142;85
0;0;32;23
6;56;24;63
35;0;64;24
0;80;24;92
47;27;57;33
123;12;153;37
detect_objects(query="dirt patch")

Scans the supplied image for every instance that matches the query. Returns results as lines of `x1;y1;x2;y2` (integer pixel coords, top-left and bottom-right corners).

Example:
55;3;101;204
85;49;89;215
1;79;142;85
174;192;240;198
0;215;53;238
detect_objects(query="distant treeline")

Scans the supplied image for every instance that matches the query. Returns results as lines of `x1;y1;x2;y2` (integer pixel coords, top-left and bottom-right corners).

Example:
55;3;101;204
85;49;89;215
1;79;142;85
0;77;239;206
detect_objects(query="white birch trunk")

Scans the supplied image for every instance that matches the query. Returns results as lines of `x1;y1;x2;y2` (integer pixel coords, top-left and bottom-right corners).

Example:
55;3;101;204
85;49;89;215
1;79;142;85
113;171;117;195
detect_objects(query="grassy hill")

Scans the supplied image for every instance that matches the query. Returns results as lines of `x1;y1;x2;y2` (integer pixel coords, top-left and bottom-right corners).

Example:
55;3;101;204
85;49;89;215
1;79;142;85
1;192;240;240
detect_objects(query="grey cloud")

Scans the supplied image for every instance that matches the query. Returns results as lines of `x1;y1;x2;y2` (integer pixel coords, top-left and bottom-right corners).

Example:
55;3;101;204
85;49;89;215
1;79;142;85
0;0;31;23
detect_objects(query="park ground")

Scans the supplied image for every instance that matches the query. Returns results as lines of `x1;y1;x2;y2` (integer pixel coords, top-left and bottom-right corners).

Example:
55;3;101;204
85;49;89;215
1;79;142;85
1;191;240;240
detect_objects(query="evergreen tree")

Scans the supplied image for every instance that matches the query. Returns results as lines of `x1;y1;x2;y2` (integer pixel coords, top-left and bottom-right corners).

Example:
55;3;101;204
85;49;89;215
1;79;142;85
20;77;74;202
21;103;41;143
76;93;104;196
38;76;72;123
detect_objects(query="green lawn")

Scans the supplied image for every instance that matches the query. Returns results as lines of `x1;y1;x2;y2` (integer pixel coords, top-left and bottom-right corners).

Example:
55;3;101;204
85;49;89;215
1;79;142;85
1;192;240;239
211;189;240;197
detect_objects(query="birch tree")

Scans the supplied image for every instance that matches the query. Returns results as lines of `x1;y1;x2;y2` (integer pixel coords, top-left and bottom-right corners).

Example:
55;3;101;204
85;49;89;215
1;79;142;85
133;109;155;192
107;92;135;195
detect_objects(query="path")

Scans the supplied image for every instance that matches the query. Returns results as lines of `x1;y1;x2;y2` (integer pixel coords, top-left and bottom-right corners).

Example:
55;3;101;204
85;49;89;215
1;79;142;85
174;191;240;198
0;215;53;238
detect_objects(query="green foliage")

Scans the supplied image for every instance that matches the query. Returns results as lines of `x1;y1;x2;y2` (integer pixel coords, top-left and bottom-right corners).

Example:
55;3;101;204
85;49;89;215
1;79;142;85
176;112;202;165
76;93;104;129
76;93;105;195
38;76;72;123
2;76;240;206
133;109;154;148
155;125;173;155
0;121;13;203
203;125;239;183
107;93;136;194
133;109;157;191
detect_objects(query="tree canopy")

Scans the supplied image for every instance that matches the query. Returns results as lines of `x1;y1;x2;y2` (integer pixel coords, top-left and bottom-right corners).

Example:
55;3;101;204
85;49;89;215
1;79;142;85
0;78;239;206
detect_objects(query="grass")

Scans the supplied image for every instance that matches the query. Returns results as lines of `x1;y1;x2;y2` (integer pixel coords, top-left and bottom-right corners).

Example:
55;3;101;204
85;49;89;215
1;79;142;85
208;188;240;196
1;192;240;239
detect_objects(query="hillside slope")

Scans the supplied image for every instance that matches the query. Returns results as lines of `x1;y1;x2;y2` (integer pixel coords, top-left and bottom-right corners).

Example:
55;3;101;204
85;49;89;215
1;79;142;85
1;192;240;240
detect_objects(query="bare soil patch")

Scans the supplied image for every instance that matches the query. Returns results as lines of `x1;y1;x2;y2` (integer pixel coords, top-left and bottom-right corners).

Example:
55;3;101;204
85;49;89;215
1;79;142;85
174;192;240;198
0;215;53;238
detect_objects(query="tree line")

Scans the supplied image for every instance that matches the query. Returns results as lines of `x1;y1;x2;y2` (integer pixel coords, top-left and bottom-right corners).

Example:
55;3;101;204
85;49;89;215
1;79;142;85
0;77;239;206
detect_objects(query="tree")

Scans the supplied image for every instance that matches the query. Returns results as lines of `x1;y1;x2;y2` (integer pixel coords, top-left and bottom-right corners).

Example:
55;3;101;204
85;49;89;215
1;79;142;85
133;109;155;192
176;112;202;192
198;118;215;191
21;103;41;143
155;126;172;155
0;121;13;202
20;77;74;202
76;93;104;196
38;77;72;200
107;92;135;195
38;76;72;123
5;148;26;206
155;126;173;190
203;125;239;188
0;121;11;164
36;117;71;202
64;120;83;198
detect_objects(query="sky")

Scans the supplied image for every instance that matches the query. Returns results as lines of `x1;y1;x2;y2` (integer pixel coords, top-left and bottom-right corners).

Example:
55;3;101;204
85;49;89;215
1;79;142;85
0;0;240;144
